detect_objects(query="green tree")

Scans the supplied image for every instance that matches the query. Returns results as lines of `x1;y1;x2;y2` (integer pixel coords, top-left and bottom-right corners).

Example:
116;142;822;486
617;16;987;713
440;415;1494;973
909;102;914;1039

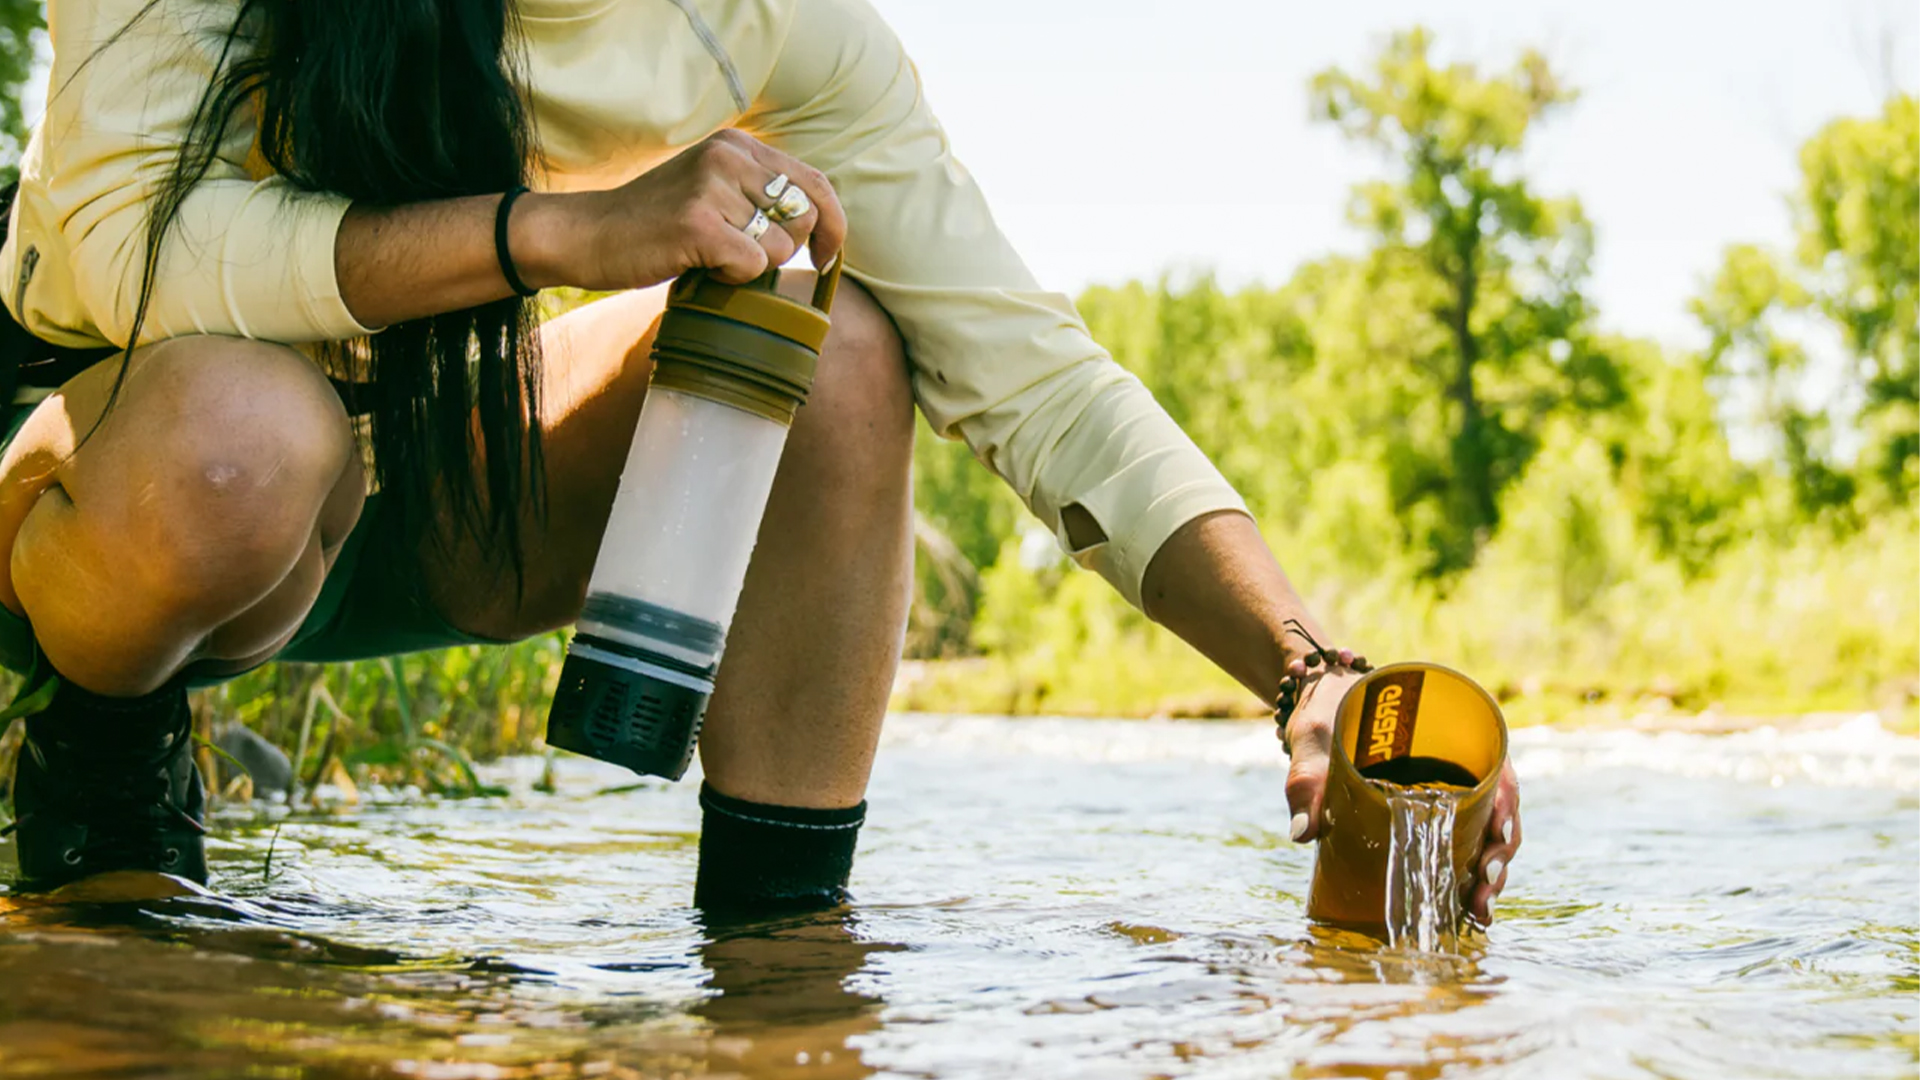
1694;93;1918;514
1310;28;1596;572
1692;244;1857;516
1796;93;1918;500
1580;335;1754;572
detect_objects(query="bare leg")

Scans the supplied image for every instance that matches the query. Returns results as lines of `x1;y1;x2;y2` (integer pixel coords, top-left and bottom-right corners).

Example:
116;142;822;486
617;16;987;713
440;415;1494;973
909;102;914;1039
0;338;364;694
423;276;914;809
696;281;915;809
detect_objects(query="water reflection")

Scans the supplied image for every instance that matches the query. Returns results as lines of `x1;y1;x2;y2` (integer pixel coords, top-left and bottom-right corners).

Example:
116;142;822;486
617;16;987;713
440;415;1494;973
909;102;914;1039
0;871;415;967
691;909;904;1079
0;873;908;1079
1274;926;1512;1079
0;883;439;1078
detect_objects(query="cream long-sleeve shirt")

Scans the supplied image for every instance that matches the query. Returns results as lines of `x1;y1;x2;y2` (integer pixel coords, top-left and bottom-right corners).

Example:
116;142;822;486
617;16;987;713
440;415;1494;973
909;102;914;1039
0;0;1247;609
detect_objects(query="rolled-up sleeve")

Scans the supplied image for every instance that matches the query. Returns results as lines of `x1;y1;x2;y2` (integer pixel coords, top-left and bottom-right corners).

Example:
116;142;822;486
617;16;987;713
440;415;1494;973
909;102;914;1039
31;0;372;346
744;0;1246;608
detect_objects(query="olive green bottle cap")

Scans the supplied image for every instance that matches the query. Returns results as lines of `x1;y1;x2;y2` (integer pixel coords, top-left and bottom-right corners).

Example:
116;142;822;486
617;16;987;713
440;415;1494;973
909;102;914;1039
648;259;843;425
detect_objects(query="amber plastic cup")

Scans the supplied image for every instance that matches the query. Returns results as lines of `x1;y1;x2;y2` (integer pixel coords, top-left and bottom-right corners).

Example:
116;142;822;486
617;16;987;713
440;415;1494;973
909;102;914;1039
1305;662;1509;929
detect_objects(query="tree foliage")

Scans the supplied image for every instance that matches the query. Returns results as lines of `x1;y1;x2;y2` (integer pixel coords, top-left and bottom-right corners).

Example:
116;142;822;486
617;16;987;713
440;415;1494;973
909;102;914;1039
1797;93;1917;499
1695;93;1919;512
1309;28;1596;572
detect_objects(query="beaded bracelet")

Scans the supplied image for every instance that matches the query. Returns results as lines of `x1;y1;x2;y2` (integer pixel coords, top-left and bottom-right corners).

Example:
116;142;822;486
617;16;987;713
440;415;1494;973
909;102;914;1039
1274;618;1372;738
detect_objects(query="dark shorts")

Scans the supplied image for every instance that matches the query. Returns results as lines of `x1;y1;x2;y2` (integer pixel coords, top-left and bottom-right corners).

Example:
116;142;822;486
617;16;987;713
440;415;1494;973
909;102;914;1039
0;401;505;684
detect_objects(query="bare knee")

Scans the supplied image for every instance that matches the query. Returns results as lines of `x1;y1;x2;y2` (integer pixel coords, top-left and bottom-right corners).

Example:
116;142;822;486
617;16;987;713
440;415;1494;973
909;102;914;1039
13;338;359;686
118;340;355;607
787;279;913;493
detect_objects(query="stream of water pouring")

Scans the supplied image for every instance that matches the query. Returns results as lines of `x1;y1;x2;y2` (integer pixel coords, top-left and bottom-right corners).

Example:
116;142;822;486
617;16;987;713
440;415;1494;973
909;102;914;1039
1374;781;1464;952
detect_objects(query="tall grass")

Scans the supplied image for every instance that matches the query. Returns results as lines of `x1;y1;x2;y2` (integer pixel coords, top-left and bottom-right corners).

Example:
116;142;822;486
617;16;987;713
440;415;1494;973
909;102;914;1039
182;637;568;796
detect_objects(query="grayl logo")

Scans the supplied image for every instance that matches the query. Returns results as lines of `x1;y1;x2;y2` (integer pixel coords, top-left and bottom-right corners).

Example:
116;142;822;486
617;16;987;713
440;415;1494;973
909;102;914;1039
1355;670;1424;768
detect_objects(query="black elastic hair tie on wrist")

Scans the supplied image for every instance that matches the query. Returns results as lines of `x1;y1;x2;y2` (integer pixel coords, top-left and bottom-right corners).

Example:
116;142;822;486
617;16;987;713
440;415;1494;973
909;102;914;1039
495;185;537;298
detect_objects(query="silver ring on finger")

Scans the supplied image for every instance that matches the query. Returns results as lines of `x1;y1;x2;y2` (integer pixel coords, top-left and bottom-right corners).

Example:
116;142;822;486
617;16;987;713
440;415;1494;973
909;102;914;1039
764;173;791;200
768;183;812;223
742;208;772;241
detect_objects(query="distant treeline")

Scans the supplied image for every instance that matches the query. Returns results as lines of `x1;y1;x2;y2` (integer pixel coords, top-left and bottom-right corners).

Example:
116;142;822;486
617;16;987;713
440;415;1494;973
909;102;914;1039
899;32;1917;724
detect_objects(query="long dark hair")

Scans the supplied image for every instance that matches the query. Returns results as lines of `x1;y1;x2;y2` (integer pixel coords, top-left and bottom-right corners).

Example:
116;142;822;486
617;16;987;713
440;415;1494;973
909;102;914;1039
111;0;544;585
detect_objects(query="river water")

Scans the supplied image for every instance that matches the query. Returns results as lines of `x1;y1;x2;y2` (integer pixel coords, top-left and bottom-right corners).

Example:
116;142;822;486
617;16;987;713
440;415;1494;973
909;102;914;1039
1;713;1915;1079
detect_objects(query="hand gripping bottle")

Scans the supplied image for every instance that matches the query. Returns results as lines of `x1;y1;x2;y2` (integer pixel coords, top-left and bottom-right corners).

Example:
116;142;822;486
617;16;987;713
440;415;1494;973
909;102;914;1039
1307;662;1510;929
544;259;843;779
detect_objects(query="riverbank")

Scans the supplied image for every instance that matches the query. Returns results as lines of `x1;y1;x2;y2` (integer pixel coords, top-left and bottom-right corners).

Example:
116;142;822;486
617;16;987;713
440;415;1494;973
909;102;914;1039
888;658;1920;735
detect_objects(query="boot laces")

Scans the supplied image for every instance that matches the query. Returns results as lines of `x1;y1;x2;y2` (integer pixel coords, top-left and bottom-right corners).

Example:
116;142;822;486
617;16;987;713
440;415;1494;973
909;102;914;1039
3;702;206;870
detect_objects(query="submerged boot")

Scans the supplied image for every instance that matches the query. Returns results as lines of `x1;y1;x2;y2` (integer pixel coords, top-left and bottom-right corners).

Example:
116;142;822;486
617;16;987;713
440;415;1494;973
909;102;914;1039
3;671;208;889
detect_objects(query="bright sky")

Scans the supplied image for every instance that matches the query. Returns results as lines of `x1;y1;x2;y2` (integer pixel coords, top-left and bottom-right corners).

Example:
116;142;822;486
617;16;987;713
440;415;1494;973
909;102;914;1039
872;0;1917;349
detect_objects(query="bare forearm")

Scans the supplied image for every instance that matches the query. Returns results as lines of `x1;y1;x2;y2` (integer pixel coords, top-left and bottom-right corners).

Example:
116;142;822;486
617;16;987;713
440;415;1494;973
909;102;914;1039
334;193;574;329
1139;510;1329;703
331;132;847;331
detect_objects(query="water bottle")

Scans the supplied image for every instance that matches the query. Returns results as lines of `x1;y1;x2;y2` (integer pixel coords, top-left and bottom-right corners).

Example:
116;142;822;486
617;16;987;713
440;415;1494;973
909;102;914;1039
544;259;843;779
1307;662;1510;930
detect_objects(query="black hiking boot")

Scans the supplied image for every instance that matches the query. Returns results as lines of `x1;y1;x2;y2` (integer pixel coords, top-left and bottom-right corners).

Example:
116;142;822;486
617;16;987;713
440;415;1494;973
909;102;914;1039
3;672;208;889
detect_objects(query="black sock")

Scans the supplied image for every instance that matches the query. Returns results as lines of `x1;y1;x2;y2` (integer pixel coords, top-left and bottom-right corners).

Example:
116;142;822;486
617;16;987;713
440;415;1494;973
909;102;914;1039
694;781;865;917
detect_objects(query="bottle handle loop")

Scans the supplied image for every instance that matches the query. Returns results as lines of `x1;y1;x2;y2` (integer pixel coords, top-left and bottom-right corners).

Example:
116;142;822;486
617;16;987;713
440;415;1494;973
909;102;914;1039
810;254;843;316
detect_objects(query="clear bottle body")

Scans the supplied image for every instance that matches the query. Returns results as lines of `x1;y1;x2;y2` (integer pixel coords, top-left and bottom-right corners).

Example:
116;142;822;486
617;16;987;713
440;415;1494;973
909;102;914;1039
576;387;790;673
545;264;833;782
